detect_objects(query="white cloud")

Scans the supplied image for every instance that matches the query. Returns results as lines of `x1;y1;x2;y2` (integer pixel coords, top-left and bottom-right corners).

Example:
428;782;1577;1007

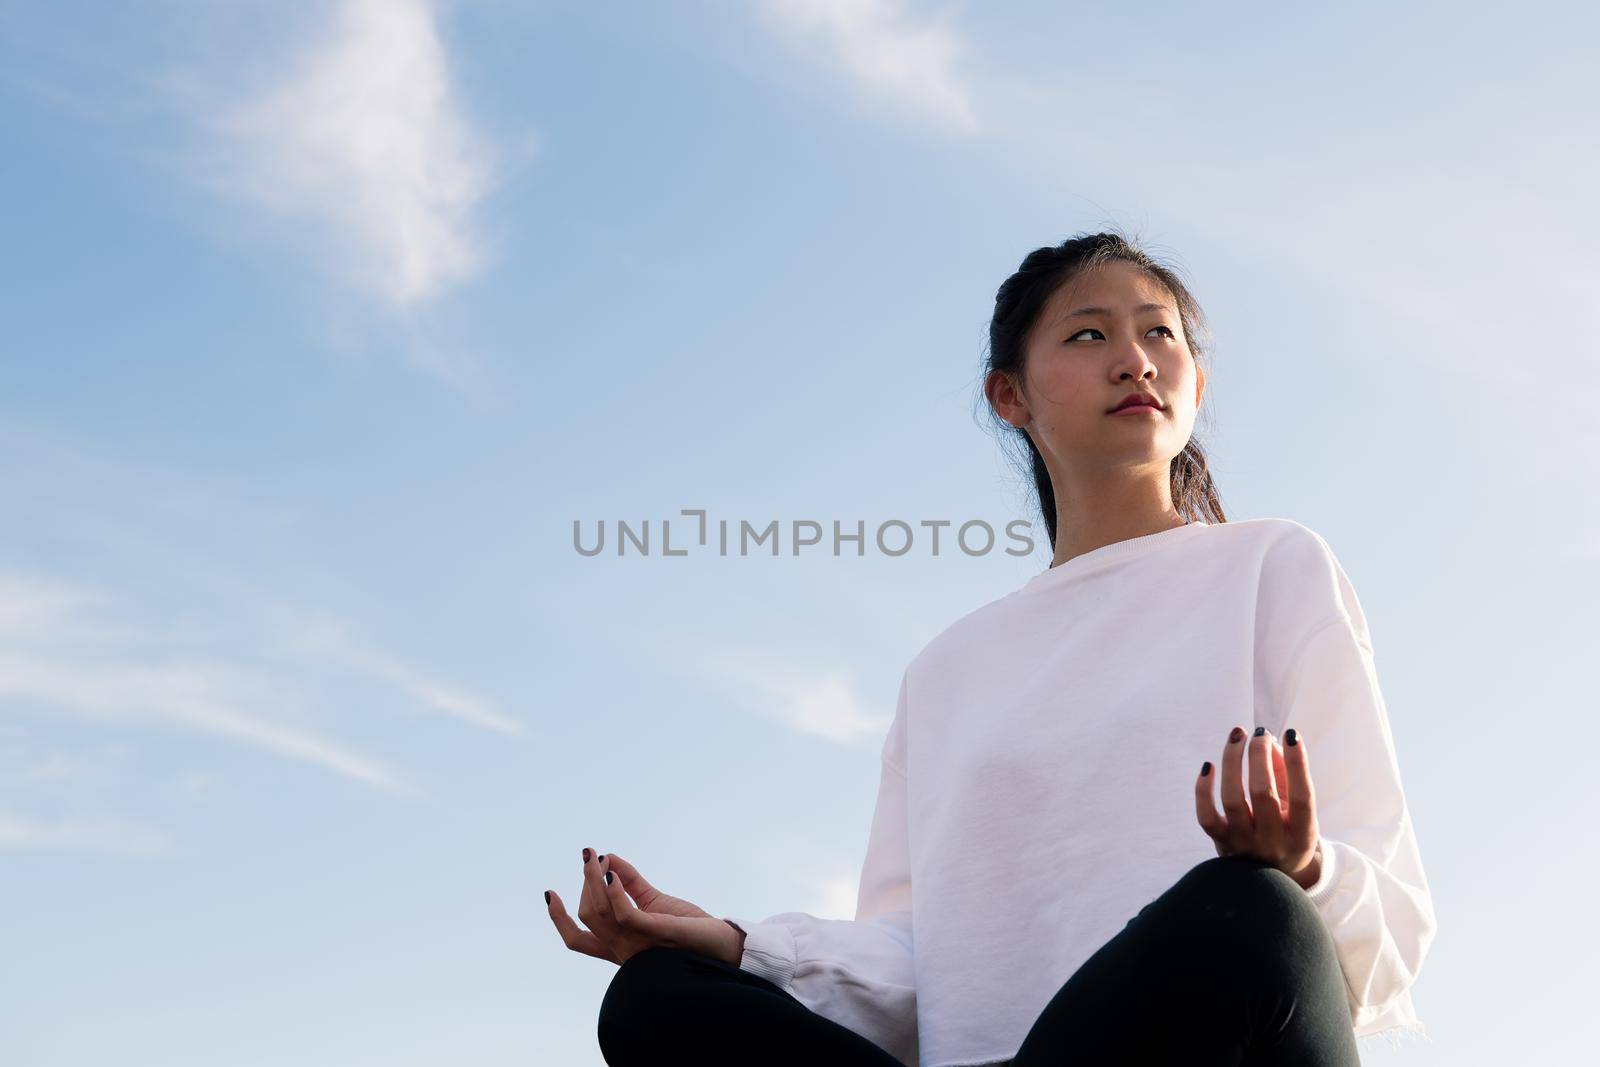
175;769;220;796
284;615;525;737
0;571;406;793
0;812;169;856
807;871;861;919
644;634;892;745
0;747;114;789
760;0;979;133
0;574;112;641
0;654;405;793
778;671;892;744
188;0;499;309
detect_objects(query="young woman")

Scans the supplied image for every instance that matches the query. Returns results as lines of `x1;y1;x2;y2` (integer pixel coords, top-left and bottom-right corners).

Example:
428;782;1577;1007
545;232;1438;1066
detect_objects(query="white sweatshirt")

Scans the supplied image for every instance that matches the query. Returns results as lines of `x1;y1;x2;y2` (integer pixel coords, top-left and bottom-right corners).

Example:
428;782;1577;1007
724;517;1438;1067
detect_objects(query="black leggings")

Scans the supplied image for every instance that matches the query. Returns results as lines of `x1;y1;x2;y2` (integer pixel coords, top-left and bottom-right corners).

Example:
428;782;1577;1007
596;855;1362;1066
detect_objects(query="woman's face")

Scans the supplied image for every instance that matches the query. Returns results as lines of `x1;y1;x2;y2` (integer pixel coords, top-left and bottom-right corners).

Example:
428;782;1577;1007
1009;260;1203;476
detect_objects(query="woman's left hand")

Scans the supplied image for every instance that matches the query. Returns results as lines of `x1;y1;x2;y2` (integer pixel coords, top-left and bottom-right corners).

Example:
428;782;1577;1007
1194;725;1323;891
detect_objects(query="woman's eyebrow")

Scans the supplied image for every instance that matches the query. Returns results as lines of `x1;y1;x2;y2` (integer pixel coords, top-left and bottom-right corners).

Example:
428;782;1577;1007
1059;302;1172;321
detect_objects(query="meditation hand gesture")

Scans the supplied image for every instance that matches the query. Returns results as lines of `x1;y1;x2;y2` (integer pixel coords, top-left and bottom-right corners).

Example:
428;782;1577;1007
1194;726;1324;891
545;848;747;966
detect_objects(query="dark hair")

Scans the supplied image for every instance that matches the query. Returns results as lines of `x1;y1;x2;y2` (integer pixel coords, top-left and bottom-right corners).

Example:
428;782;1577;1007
976;228;1228;552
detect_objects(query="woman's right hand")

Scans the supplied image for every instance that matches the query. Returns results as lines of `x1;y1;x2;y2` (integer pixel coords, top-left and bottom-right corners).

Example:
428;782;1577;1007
545;848;747;967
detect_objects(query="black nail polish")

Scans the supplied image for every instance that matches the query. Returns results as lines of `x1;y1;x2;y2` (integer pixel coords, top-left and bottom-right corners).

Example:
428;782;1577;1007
1253;726;1265;737
582;848;591;863
544;890;551;904
598;854;606;862
605;871;613;885
1201;761;1211;777
1285;728;1298;746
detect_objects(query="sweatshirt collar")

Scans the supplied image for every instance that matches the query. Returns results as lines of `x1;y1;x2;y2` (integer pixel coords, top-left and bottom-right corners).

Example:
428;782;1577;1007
1021;519;1212;594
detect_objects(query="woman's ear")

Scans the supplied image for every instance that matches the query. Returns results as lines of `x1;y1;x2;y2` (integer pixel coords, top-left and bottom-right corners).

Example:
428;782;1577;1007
986;369;1030;429
1194;363;1206;408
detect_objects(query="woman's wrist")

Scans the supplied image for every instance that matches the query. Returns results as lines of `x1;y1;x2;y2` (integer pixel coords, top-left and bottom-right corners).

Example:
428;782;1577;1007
722;919;748;964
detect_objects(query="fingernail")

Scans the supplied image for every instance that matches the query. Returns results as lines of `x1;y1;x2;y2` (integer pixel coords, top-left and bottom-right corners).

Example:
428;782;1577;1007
598;854;606;862
544;890;551;904
1253;726;1265;737
605;871;614;885
1228;726;1244;743
1285;728;1298;746
1201;761;1212;777
582;847;591;863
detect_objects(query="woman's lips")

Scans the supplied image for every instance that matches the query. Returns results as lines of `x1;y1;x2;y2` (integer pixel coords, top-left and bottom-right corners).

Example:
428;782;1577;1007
1108;403;1162;416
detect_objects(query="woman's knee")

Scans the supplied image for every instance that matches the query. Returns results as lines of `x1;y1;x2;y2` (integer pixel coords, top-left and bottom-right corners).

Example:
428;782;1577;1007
597;947;763;1064
597;947;701;1049
1167;857;1331;945
1174;857;1341;972
1177;856;1309;912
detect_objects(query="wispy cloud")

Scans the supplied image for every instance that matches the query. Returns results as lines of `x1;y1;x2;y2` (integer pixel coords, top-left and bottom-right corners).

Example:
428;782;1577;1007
759;0;979;133
0;574;113;640
644;634;892;744
283;615;525;738
0;654;406;793
0;744;123;791
0;431;520;799
777;671;892;743
0;812;169;856
808;871;861;919
183;0;499;310
0;572;405;793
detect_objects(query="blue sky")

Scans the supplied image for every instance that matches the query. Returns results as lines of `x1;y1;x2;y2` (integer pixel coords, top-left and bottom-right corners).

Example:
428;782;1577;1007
2;1;1596;1063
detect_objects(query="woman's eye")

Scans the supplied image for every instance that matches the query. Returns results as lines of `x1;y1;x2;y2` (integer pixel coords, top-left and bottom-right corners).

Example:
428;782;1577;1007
1065;325;1175;343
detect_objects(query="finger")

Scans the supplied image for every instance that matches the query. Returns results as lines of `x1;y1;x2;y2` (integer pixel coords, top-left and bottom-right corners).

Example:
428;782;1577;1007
1271;737;1290;818
633;909;711;949
602;861;659;937
1194;759;1228;853
1218;725;1251;851
546;889;618;961
576;847;610;943
600;853;662;910
583;844;619;931
596;866;710;956
576;847;601;923
1282;727;1319;855
1248;727;1285;856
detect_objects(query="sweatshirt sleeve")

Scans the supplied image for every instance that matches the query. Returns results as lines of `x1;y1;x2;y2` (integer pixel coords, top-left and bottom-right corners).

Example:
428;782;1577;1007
1264;533;1439;1016
720;673;918;1067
